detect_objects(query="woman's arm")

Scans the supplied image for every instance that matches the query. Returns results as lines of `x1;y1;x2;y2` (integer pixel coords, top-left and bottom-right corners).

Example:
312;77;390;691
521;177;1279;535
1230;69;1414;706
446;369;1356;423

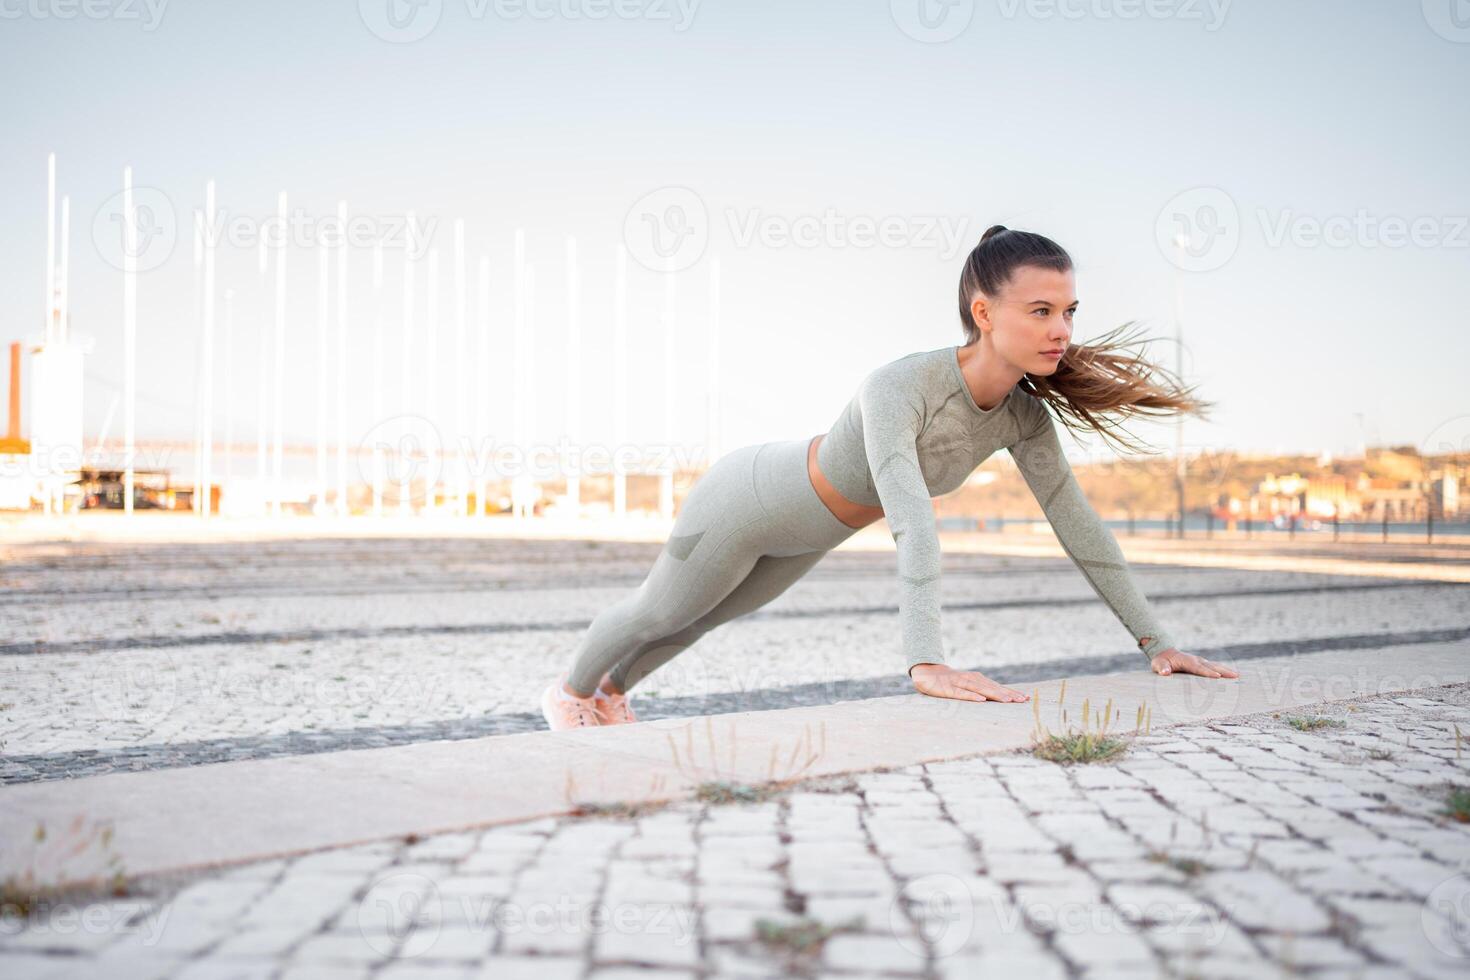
1008;399;1179;662
857;371;948;674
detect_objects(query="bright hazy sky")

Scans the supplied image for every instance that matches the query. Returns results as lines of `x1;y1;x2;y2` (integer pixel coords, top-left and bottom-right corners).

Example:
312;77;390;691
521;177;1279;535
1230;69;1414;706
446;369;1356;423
2;0;1466;472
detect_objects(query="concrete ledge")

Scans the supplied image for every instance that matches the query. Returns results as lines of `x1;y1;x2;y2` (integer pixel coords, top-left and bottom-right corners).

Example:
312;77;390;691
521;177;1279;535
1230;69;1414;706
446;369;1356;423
2;643;1466;886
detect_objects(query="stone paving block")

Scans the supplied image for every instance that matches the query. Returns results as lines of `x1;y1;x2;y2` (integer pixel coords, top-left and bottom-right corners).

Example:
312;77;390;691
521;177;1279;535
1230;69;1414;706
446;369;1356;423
207;924;315;958
601;878;694;908
1293;865;1404;899
821;932;927;974
409;924;495;962
618;837;696;861
584;968;697;980
1256;933;1366;967
277;964;371;980
703;945;788;978
496;920;585;956
884;847;983;879
172;958;281;980
474;833;551;854
699;906;801;944
696;862;784;888
467;955;583;980
694;884;785;910
1195;870;1331;933
1356;856;1460;898
591;912;700;968
458;852;531;876
1050;925;1157;970
292;931;394;965
375;961;478;979
935;951;1068;980
800;896;896;935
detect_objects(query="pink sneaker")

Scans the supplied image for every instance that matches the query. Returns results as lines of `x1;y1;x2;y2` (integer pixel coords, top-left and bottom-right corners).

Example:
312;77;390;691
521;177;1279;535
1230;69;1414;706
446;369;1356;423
594;689;638;726
540;678;602;731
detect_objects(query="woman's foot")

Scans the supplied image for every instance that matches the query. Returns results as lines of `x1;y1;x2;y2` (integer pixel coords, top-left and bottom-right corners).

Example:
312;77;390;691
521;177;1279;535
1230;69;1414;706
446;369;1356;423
594;685;639;725
540;675;602;730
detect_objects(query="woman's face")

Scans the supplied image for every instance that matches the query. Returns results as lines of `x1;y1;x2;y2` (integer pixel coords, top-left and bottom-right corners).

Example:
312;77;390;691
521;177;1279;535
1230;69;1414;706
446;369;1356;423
972;264;1076;375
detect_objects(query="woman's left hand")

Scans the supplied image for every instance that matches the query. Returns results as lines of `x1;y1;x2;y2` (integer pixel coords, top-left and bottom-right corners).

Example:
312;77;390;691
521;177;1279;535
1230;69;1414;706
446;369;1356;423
1150;648;1239;679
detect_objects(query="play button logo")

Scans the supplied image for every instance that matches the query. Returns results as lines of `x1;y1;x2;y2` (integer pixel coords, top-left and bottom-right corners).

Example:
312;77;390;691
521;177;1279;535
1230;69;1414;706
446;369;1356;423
360;0;443;43
1423;0;1470;41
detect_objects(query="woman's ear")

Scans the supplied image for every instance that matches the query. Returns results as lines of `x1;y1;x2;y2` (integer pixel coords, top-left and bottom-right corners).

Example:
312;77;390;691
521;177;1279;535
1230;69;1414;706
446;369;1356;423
970;295;991;335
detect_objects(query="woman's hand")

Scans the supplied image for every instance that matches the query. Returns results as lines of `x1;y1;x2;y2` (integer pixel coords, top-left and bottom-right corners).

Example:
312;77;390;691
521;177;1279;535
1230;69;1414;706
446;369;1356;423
910;663;1030;703
1150;648;1239;679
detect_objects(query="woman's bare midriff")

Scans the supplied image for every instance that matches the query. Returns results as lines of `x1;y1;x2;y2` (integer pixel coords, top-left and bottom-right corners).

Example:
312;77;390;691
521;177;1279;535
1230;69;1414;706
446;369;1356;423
806;434;886;530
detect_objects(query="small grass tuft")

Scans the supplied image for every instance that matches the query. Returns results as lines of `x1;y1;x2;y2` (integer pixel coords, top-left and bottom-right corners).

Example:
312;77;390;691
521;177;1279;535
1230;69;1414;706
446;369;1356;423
1146;850;1209;877
1285;716;1346;732
569;799;670;820
754;914;864;954
1029;690;1137;765
1033;731;1130;765
695;780;780;805
1444;786;1470;824
1;818;128;919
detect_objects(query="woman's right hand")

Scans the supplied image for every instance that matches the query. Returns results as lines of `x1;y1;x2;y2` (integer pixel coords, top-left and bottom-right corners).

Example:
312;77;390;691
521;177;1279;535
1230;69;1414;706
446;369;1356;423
909;663;1029;703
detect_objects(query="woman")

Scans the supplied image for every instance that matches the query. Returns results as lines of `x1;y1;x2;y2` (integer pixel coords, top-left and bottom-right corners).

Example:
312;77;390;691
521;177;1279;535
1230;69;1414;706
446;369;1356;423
541;225;1239;730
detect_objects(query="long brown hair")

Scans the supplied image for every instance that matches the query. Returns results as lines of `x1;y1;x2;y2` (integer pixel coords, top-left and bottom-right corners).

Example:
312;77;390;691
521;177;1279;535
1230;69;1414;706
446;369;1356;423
959;224;1214;454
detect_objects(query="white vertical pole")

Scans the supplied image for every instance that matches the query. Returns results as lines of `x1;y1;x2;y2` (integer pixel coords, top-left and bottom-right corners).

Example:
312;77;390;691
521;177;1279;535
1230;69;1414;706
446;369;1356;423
399;213;416;516
707;256;721;466
58;196;70;345
565;236;580;513
453;219;467;517
315;243;329;516
1172;234;1187;539
425;248;439;514
256;240;268;487
45;153;55;347
371;241;384;518
525;262;536;518
613;244;627;519
201;181;216;520
122;166;136;516
272;192;287;518
336;201;348;517
475;255;489;518
660;267;675;520
512;229;525;520
223;288;234;506
192;214;203;516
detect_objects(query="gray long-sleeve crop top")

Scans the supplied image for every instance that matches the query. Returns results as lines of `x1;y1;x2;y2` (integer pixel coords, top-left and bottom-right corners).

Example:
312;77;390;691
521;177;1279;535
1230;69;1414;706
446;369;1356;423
815;343;1176;673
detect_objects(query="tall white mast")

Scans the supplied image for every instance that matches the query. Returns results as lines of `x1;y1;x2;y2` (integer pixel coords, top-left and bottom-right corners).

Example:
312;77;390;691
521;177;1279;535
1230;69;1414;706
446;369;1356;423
272;192;287;518
371;241;384;517
613;244;627;518
565;236;580;512
336;201;349;516
45;153;55;346
453;219;467;516
122;167;137;515
201;180;216;519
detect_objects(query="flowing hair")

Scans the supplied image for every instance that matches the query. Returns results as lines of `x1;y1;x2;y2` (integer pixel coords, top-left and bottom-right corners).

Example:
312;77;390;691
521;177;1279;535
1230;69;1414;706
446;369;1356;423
959;224;1214;455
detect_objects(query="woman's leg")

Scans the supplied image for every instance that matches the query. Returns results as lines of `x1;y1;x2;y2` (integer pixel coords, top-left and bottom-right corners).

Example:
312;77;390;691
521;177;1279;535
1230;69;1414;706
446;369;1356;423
607;548;832;692
563;443;772;696
565;436;859;698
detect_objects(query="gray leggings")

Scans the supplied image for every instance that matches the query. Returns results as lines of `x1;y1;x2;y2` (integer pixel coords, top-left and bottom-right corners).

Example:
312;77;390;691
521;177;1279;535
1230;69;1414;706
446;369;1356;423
565;436;861;695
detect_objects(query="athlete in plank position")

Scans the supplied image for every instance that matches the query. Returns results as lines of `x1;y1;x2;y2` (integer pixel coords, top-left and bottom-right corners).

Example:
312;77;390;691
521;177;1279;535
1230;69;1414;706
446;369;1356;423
543;224;1238;730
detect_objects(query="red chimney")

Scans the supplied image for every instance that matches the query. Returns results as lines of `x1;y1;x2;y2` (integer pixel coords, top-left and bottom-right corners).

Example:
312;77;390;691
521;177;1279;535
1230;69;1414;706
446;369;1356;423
7;342;19;441
1;342;27;454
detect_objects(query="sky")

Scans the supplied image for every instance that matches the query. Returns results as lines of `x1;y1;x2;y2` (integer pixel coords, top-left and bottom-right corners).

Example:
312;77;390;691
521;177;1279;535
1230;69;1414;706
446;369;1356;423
1;0;1467;477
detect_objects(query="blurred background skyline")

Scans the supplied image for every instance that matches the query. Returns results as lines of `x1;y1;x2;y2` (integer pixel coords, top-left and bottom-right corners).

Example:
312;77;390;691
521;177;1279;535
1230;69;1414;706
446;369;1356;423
1;0;1467;470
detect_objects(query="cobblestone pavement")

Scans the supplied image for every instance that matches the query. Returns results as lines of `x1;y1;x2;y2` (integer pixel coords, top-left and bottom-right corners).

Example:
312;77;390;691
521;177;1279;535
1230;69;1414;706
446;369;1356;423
3;536;1469;782
3;685;1469;978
